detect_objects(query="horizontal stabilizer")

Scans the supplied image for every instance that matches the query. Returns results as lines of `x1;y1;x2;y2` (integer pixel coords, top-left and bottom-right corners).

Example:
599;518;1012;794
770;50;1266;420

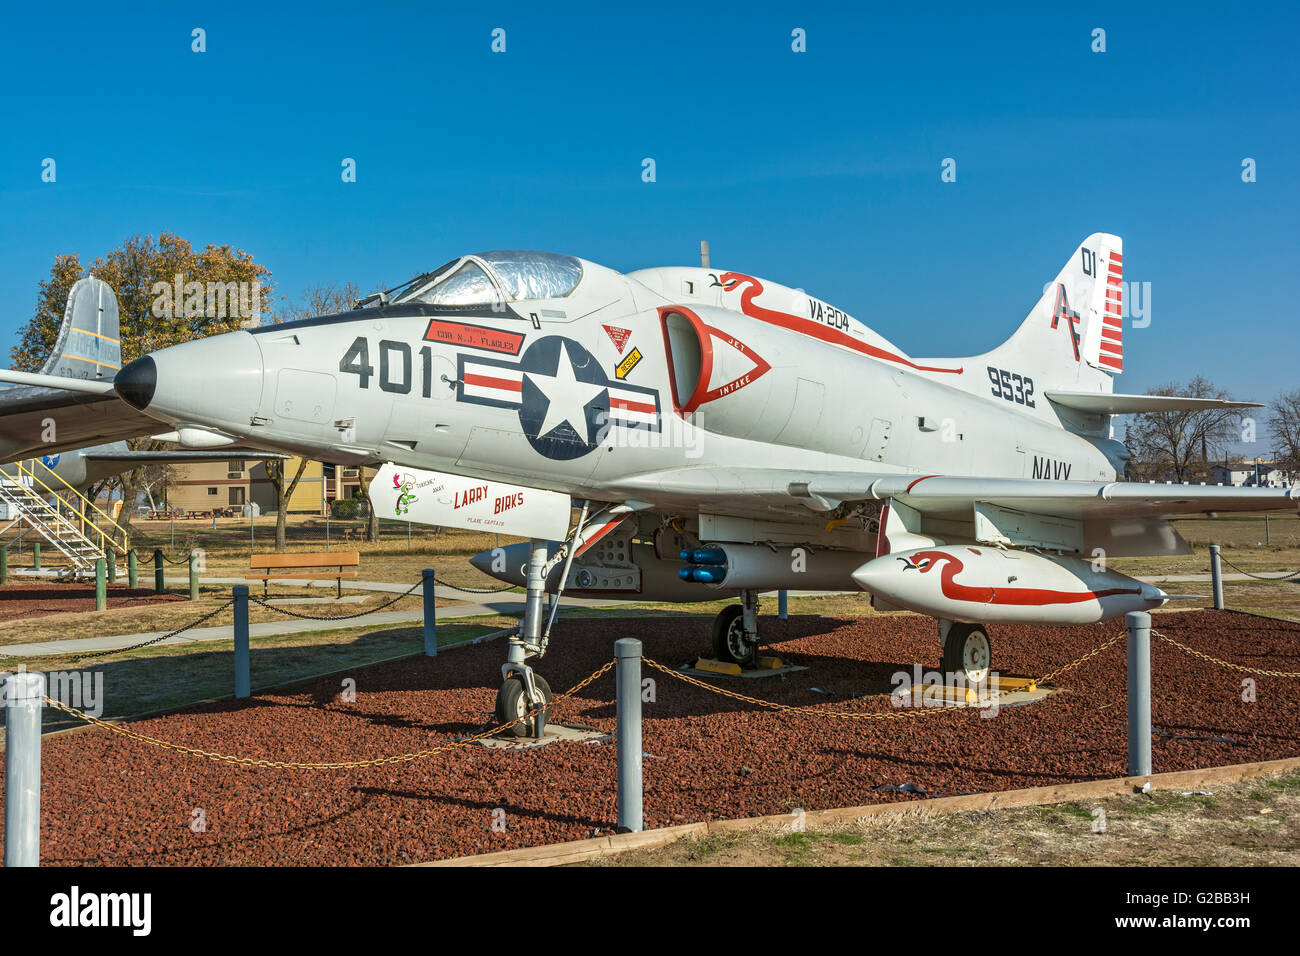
0;369;116;395
1045;391;1261;414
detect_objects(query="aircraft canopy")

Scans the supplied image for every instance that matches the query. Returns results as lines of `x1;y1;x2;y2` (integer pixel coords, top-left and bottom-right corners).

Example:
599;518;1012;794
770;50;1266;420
398;251;582;305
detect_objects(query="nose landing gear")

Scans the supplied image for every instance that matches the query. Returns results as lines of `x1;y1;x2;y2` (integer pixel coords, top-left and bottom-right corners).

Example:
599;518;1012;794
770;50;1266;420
492;503;591;738
495;668;553;737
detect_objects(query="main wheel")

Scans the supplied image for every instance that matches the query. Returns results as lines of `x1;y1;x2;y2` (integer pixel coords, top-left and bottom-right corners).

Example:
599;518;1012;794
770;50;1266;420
941;624;992;685
711;604;756;665
494;673;553;737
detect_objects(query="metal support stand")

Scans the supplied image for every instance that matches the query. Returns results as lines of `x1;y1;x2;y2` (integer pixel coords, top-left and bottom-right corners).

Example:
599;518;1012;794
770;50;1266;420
778;589;788;620
233;585;250;699
499;540;550;738
522;538;547;657
616;637;644;833
4;672;44;866
422;568;437;657
1210;544;1224;610
31;541;40;572
741;589;760;668
1126;610;1151;777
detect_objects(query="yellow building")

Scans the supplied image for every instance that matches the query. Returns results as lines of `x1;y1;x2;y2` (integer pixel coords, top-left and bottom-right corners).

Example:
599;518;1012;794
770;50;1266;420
167;458;376;515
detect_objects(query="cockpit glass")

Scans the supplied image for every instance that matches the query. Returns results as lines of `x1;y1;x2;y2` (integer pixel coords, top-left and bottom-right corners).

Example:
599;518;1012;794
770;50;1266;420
476;250;583;300
408;260;497;306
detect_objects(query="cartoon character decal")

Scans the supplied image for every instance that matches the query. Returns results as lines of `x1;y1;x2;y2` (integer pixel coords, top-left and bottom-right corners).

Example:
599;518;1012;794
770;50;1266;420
393;472;418;515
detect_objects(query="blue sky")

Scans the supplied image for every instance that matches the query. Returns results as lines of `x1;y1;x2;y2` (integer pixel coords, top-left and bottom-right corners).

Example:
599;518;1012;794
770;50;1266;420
1;2;1296;420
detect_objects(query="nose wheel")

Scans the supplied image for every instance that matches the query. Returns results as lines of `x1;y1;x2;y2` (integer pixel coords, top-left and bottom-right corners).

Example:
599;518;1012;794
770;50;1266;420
495;671;553;737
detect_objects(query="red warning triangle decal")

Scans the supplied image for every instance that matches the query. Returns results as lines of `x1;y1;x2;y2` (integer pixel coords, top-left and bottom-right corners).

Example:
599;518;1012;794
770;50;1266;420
602;324;631;352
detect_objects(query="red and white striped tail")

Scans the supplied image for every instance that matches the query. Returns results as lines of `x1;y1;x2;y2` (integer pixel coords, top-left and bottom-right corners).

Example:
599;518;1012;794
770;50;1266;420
1094;246;1124;373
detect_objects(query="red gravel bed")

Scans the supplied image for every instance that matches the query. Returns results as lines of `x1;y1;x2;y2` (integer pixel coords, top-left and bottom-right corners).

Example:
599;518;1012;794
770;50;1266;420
0;583;185;623
6;608;1298;866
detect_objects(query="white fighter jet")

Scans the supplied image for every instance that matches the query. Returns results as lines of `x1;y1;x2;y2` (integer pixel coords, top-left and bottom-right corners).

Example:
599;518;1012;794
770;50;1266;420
8;238;1294;731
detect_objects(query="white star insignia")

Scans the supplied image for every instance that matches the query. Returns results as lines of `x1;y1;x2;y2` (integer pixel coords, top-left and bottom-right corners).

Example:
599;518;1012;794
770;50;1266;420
525;341;606;442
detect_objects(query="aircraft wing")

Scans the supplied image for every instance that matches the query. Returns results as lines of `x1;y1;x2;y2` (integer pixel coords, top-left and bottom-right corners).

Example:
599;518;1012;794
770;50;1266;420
0;384;162;462
610;467;1300;521
80;449;288;466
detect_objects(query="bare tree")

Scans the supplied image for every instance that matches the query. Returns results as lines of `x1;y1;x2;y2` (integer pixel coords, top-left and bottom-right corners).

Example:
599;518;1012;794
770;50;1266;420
1124;377;1241;483
266;458;311;552
1267;388;1300;478
136;461;175;511
278;281;360;322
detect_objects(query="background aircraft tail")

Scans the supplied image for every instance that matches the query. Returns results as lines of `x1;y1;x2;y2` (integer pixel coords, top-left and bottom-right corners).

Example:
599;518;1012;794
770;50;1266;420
39;276;121;381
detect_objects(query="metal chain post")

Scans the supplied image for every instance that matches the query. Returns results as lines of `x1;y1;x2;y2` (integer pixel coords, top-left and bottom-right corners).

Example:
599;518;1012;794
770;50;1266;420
423;568;437;657
616;637;644;833
94;558;106;611
1210;544;1225;610
233;585;250;699
4;672;44;867
1126;611;1152;777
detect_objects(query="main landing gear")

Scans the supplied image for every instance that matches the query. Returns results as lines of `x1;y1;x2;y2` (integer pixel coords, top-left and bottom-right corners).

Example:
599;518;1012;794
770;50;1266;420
938;620;993;685
710;590;762;667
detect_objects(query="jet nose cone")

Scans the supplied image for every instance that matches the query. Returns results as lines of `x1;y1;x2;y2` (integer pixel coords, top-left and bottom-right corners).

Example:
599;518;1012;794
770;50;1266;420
115;356;157;410
468;549;495;576
113;331;265;432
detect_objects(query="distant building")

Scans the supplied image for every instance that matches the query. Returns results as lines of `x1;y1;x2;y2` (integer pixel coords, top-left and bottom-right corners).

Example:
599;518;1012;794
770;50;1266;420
164;458;377;514
1208;458;1299;489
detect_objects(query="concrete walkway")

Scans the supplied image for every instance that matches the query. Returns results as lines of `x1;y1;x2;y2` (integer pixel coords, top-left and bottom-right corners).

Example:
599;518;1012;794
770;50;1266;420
1141;571;1298;583
2;579;624;658
1;579;840;659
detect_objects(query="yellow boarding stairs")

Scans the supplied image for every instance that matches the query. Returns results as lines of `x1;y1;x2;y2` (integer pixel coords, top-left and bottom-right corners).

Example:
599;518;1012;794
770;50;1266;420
0;459;130;578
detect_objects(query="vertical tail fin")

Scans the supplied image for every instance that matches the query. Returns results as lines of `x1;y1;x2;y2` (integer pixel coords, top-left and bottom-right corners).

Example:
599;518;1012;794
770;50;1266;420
997;233;1124;391
39;276;121;381
931;234;1126;401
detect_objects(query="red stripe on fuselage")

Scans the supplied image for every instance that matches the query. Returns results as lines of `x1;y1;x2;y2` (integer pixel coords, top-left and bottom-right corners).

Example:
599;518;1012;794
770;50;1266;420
463;373;522;392
911;550;1140;607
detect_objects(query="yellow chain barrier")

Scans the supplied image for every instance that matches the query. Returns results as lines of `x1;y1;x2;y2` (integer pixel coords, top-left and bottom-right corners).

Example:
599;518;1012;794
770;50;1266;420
644;630;1126;721
1153;630;1300;678
41;660;616;770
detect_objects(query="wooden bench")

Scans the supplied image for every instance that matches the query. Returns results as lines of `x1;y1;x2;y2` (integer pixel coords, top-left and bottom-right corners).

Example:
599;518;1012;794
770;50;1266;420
246;551;361;598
